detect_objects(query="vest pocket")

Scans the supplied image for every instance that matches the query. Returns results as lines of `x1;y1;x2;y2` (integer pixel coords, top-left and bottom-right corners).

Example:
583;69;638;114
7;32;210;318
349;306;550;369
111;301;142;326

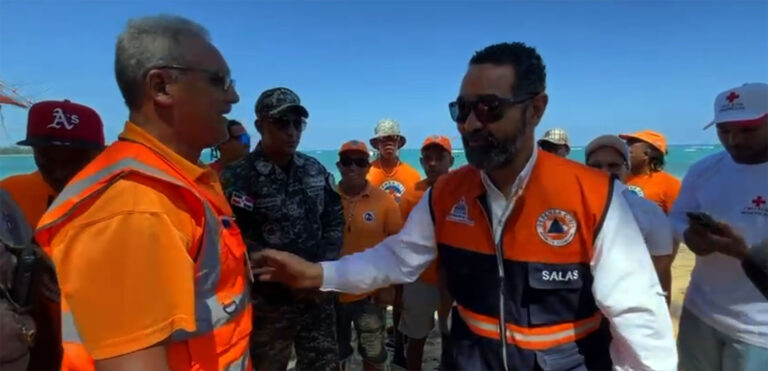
526;263;585;325
535;342;587;371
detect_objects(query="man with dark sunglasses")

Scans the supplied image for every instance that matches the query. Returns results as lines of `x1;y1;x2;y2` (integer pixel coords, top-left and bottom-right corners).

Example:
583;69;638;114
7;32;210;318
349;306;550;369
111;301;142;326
209;119;250;174
220;87;344;371
334;140;402;370
250;42;676;371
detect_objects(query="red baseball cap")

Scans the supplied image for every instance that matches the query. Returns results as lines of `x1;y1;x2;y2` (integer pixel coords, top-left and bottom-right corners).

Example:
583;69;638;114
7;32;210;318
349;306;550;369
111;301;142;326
421;135;452;153
339;140;369;156
17;100;105;149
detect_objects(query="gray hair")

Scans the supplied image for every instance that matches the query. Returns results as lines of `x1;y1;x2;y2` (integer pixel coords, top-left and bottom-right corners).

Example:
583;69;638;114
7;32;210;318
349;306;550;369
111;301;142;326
115;15;210;109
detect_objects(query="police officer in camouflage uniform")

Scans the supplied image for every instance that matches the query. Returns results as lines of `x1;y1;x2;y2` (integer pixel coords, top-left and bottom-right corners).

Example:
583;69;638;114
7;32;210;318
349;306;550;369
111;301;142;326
220;87;344;371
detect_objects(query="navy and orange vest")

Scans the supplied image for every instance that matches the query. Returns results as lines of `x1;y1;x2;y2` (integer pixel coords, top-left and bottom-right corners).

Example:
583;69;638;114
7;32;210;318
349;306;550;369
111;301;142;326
36;140;252;371
431;150;614;371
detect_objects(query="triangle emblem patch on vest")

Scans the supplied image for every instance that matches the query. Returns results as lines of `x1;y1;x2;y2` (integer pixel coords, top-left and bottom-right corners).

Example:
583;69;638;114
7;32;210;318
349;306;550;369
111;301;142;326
446;197;474;226
536;209;578;247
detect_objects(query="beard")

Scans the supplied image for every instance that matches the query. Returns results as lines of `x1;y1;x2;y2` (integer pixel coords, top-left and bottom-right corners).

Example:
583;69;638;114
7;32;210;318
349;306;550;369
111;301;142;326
462;113;529;171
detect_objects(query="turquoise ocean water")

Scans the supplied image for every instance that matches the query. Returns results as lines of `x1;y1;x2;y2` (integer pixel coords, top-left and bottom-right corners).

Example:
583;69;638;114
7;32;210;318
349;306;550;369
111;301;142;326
0;144;722;181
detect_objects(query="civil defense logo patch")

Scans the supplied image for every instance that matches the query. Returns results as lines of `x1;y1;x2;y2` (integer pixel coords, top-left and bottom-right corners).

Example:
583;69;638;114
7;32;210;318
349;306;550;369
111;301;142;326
536;209;578;247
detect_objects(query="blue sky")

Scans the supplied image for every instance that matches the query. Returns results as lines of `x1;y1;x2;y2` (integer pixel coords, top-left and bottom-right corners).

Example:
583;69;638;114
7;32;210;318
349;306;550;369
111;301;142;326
1;0;767;149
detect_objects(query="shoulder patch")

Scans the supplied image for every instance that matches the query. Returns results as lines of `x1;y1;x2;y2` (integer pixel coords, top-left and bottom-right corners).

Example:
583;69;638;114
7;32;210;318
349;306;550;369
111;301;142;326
536;209;578;247
230;191;254;211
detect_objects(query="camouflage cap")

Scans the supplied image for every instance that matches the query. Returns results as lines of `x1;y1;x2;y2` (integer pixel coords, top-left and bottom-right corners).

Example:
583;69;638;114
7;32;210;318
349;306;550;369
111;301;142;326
255;87;309;119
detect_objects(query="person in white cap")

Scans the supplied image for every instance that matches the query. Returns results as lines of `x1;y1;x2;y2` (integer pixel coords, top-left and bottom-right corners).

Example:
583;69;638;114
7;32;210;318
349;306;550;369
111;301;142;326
585;135;674;305
537;127;570;157
670;82;768;371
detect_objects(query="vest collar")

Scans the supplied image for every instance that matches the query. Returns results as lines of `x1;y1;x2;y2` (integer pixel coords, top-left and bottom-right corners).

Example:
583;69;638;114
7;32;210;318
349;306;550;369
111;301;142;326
479;148;538;200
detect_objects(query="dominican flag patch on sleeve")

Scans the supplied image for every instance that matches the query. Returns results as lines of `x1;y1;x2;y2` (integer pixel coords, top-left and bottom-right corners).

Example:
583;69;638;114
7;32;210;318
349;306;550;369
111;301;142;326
230;191;254;211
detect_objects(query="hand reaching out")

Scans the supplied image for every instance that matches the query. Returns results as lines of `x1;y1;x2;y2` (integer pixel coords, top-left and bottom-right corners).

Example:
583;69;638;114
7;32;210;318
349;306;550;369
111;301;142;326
250;249;324;288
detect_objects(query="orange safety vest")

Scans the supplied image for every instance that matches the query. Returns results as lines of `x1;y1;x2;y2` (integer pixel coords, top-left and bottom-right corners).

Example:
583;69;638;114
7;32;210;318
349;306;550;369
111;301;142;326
431;150;613;371
36;140;252;371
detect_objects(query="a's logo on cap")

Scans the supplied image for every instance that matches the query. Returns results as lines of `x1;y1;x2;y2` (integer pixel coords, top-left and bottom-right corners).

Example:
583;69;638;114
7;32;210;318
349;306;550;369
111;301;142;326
47;107;80;130
726;91;740;103
536;209;578;247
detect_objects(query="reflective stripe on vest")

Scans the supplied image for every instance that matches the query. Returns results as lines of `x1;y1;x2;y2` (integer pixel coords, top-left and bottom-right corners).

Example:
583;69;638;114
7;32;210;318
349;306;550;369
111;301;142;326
42;155;249;369
456;305;603;350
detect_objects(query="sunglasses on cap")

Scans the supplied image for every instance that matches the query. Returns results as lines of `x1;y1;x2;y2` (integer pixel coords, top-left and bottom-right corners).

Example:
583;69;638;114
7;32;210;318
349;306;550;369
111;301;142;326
449;93;538;125
339;157;370;168
268;115;307;132
154;65;235;92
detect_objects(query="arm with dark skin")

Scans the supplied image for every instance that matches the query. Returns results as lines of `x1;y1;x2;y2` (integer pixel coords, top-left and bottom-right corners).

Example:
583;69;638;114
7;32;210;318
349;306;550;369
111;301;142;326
684;221;768;300
95;345;170;371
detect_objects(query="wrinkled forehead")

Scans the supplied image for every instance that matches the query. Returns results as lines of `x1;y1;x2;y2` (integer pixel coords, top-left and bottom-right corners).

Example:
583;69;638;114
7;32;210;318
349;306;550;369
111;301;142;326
459;64;516;98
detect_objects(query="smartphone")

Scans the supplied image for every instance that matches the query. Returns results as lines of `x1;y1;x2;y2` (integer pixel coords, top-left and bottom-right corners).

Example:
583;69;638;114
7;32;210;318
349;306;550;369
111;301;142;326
686;211;719;230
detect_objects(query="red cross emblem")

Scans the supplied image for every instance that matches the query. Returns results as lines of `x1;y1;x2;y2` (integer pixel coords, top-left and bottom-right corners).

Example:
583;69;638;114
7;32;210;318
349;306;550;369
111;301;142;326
726;91;740;103
753;196;766;208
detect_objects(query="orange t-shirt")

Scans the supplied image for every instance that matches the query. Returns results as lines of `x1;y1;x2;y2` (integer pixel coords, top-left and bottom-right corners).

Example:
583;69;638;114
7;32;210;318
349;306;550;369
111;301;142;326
625;171;681;214
399;179;439;285
339;183;403;302
0;171;56;230
45;122;232;359
367;159;421;204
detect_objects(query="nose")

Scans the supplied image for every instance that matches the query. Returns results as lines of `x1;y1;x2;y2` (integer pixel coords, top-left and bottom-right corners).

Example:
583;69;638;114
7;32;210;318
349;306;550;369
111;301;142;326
227;85;240;104
461;112;483;133
284;123;300;139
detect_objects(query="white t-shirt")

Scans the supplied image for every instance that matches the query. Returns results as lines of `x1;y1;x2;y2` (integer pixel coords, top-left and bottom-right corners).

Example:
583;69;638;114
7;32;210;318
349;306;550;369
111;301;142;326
624;189;674;257
670;150;768;347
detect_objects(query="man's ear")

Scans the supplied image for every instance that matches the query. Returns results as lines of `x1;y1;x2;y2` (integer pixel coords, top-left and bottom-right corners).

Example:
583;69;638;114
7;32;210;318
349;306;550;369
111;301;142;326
146;69;174;107
449;154;455;167
254;118;262;134
529;93;549;127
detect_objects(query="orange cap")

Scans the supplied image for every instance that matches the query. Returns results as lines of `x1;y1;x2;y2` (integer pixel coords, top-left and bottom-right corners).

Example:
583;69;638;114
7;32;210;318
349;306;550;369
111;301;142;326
619;130;667;154
339;140;369;156
421;135;452;153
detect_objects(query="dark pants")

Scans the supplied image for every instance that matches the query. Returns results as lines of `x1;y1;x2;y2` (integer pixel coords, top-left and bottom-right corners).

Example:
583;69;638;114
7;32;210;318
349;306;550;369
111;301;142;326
250;296;339;371
335;298;388;368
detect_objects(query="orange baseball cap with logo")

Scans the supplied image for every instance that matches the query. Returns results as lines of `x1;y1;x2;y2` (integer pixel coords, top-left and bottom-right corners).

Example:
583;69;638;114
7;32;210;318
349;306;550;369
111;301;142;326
339;140;369;156
619;130;667;154
421;135;452;152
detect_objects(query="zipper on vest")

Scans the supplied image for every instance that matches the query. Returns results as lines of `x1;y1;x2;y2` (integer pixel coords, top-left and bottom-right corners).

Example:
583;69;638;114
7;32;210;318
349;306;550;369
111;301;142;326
476;198;512;371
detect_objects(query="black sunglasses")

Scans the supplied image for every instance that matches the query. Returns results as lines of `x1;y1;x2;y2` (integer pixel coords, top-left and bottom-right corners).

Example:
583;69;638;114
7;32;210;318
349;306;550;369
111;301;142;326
154;65;235;91
269;115;307;132
339;157;369;168
449;94;537;125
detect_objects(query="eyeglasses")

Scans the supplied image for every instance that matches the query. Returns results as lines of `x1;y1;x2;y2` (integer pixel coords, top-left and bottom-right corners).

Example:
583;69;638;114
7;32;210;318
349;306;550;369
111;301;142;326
269;115;307;132
153;65;235;91
231;132;251;147
449;94;537;125
339;157;370;168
